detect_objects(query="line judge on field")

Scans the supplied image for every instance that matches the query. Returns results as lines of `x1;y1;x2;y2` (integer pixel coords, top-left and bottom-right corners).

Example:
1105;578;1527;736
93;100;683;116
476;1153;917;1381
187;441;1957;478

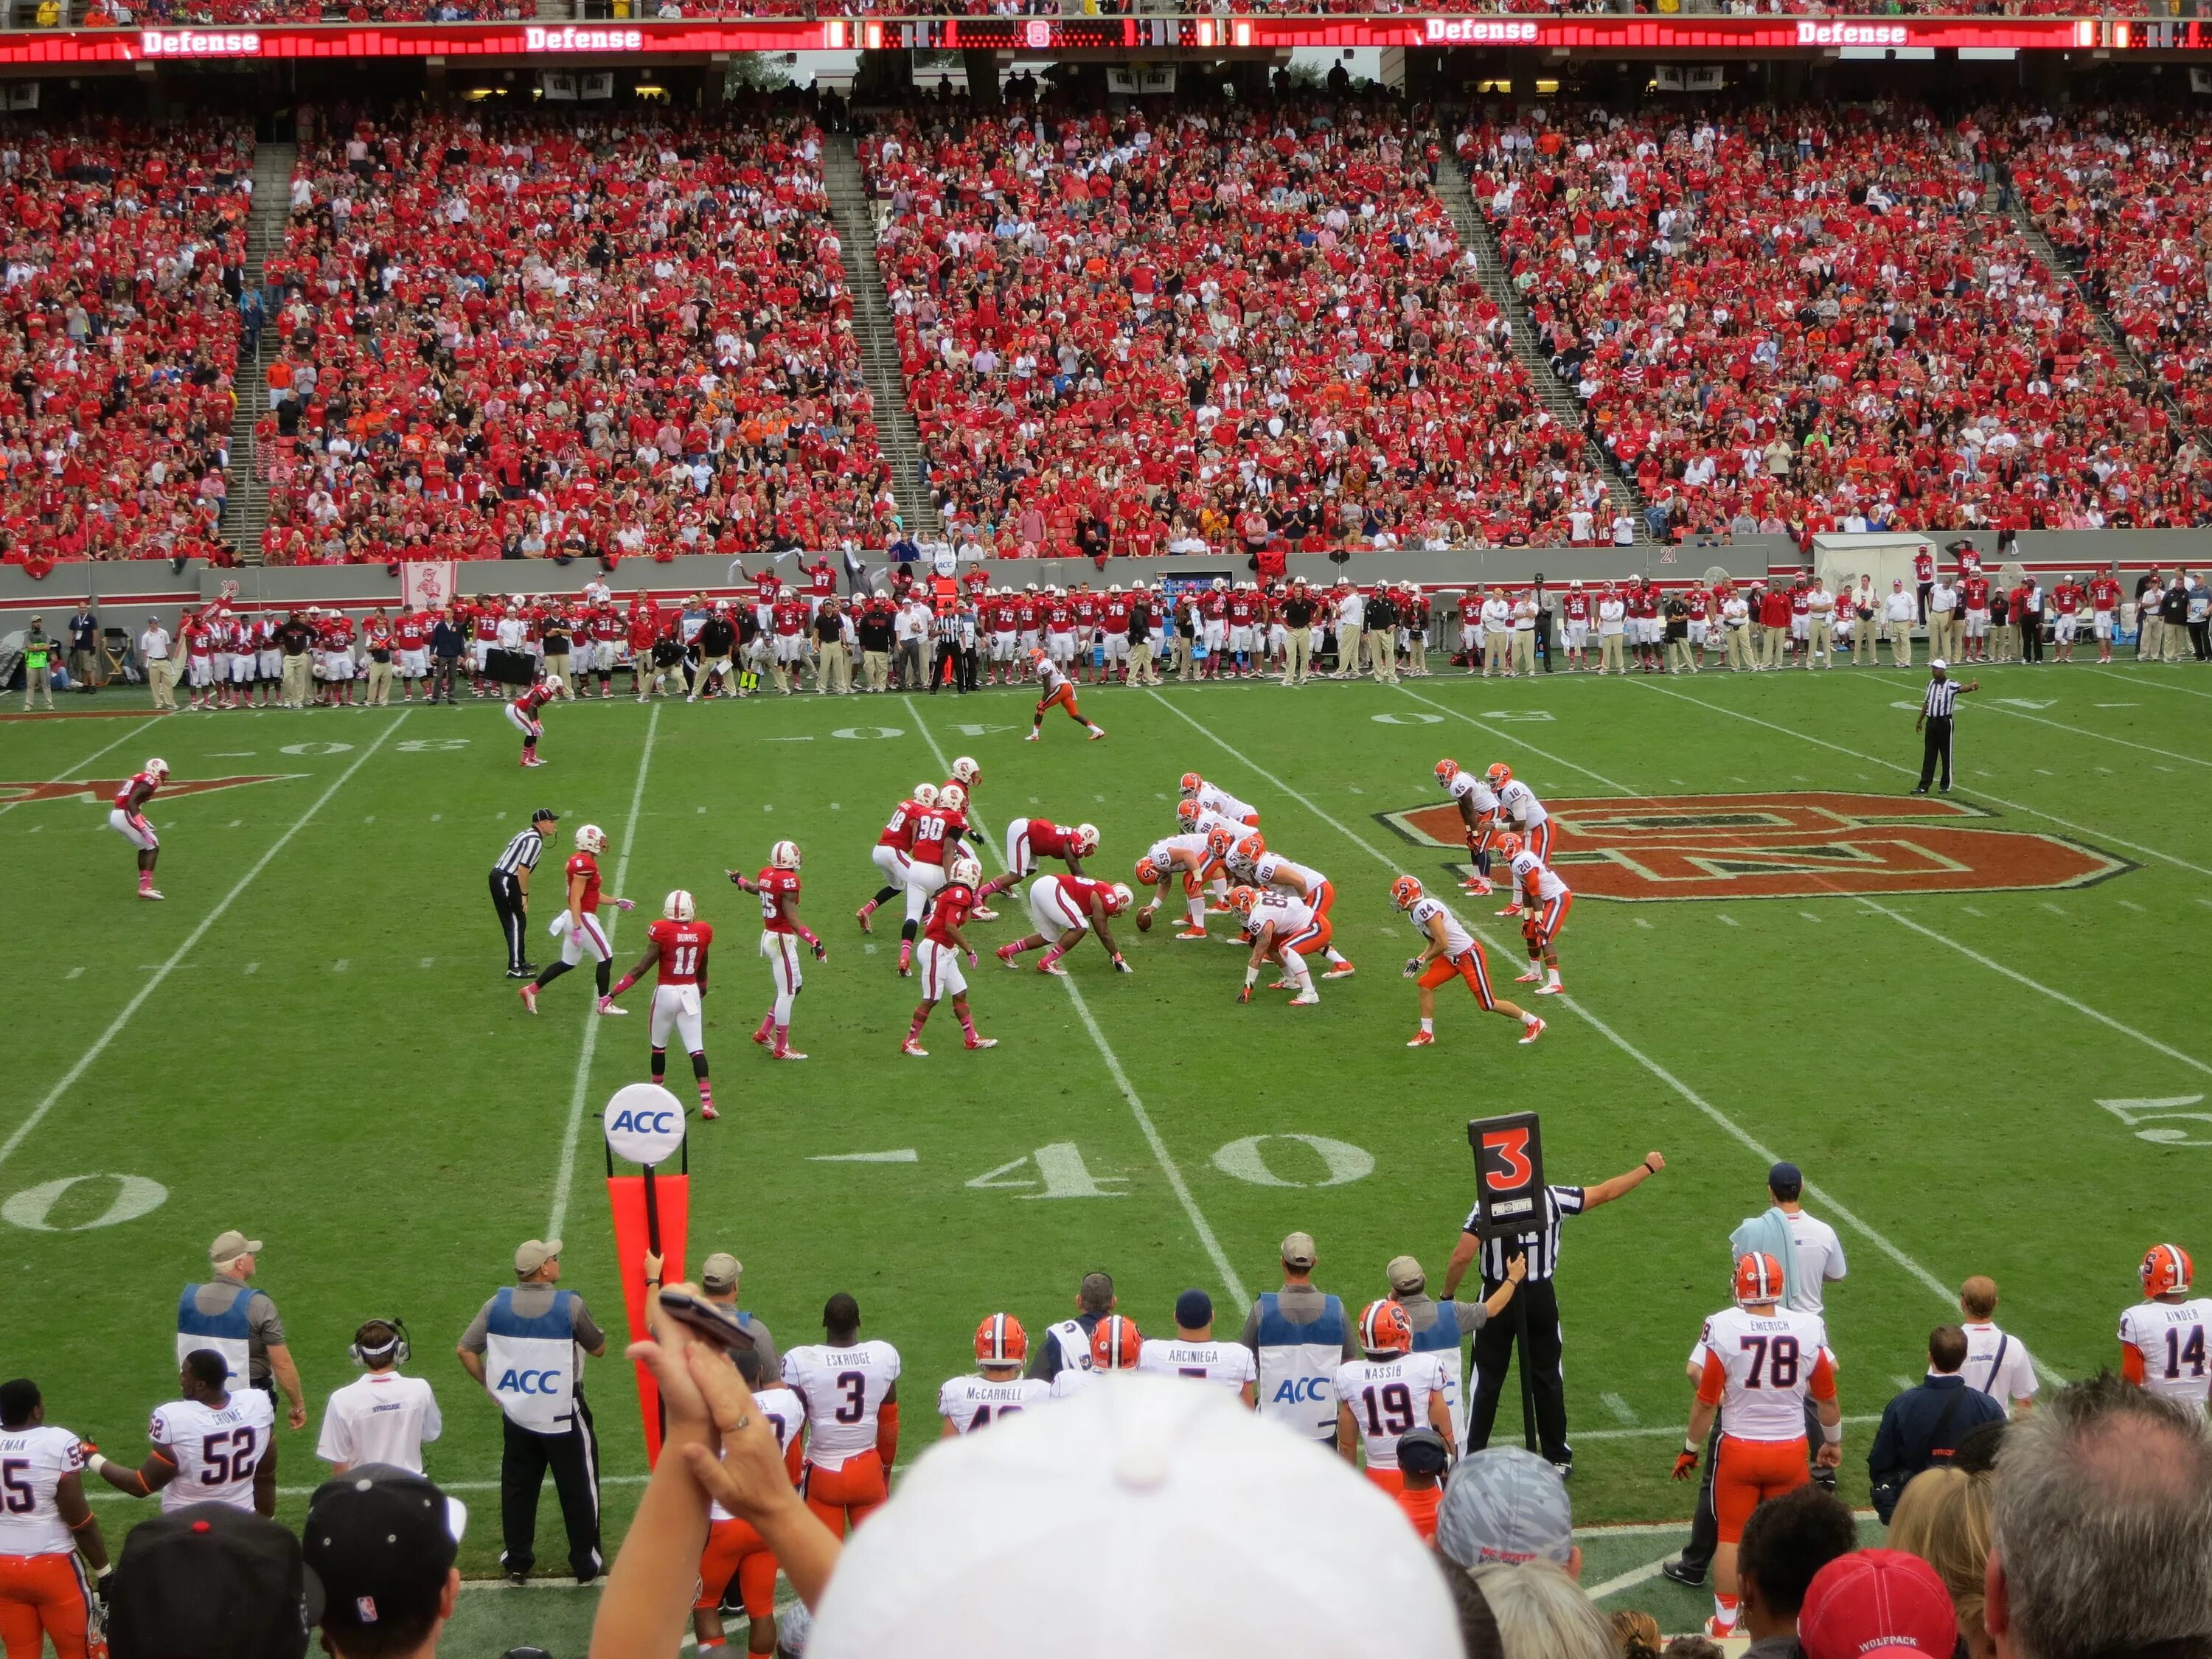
1913;659;1980;796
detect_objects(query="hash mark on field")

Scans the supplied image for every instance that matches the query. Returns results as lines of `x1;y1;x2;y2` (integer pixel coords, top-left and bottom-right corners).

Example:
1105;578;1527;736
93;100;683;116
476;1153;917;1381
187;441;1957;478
431;813;441;822
1601;1393;1639;1425
830;802;841;811
229;820;241;829
1634;918;1654;931
1093;793;1106;803
1961;905;1985;917
2041;902;2067;917
1893;1374;1919;1393
2155;765;2176;774
1030;796;1040;805
863;942;878;955
1732;776;1750;783
1719;914;1740;928
2118;899;2145;913
1800;911;1822;925
66;967;83;980
2199;897;2212;911
244;963;259;975
333;959;349;973
26;825;38;835
362;815;375;824
2096;766;2114;775
1793;774;1810;782
1671;778;1688;786
2037;768;2054;776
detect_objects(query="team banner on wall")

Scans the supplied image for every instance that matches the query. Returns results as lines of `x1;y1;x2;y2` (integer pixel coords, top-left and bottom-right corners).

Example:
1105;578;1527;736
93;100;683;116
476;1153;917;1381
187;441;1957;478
401;560;456;611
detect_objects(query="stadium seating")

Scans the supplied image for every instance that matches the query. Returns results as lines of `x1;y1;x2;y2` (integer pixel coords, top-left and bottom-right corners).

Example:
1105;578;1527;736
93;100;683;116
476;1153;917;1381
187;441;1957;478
1464;105;2204;538
861;100;1611;553
256;109;892;566
0;119;251;567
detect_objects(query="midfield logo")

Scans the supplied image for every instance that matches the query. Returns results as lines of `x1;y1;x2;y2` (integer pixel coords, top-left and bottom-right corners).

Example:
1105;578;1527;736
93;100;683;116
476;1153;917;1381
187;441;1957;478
1382;792;2129;901
0;776;288;807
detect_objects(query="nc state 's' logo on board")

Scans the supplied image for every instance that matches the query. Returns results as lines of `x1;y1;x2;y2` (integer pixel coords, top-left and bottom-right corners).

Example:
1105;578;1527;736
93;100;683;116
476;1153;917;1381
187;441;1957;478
0;776;288;807
1383;793;2130;902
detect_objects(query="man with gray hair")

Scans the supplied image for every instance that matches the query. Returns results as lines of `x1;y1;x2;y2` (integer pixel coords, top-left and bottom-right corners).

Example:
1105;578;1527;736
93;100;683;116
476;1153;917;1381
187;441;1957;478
1986;1370;2212;1659
177;1231;307;1431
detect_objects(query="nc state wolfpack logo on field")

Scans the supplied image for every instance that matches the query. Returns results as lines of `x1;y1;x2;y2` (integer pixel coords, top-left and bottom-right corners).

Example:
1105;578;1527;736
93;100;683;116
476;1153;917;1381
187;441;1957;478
0;776;286;807
1383;792;2129;902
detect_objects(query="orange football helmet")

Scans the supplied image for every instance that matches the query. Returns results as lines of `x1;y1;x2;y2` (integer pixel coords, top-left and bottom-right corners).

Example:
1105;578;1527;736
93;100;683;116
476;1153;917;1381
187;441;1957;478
1091;1315;1142;1371
1133;855;1164;886
1493;831;1524;862
974;1312;1029;1366
1357;1300;1413;1354
1206;826;1237;860
1434;758;1461;786
1176;799;1202;829
2142;1243;2194;1298
1235;833;1267;864
1485;763;1513;792
1733;1252;1787;1307
1228;886;1258;916
1179;772;1203;798
1391;874;1425;911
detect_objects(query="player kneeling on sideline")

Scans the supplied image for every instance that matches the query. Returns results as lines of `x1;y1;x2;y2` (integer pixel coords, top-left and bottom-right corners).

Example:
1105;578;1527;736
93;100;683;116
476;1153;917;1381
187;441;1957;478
1393;876;1545;1047
523;824;635;1015
1052;1315;1144;1399
605;889;719;1120
998;874;1134;976
108;757;169;900
728;841;822;1063
508;674;560;768
1334;1300;1455;1495
1495;831;1571;995
1024;648;1105;743
940;1315;1050;1434
905;855;997;1057
693;1346;805;1659
1230;886;1321;1007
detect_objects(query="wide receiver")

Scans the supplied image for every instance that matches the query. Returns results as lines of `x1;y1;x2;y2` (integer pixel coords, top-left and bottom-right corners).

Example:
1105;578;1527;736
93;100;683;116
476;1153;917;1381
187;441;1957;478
1024;648;1105;742
854;782;934;935
1495;831;1571;995
107;757;170;900
508;672;562;768
521;824;635;1016
939;1315;1051;1435
2118;1243;2212;1409
998;874;1135;975
904;853;998;1057
1674;1252;1842;1638
1332;1301;1455;1494
728;841;823;1062
604;889;719;1120
1393;875;1545;1046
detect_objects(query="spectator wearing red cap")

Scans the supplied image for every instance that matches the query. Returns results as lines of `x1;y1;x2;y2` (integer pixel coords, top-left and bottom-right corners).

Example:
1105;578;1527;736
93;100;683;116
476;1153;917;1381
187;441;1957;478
1798;1549;1957;1659
1732;1484;1858;1659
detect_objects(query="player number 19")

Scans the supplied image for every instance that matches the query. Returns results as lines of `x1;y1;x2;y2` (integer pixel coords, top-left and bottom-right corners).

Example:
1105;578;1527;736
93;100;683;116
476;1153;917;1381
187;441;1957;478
1360;1381;1414;1436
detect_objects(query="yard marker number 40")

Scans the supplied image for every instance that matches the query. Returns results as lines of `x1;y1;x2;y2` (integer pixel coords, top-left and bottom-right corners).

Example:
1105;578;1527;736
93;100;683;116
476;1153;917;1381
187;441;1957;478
2098;1096;2212;1147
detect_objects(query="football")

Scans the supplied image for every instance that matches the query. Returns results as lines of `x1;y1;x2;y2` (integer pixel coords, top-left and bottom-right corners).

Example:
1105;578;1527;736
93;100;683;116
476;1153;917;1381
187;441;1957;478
1135;907;1153;932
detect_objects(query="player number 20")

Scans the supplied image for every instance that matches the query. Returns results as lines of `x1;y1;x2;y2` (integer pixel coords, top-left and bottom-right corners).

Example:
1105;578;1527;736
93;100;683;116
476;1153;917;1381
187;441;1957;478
1360;1381;1415;1436
1738;1335;1799;1388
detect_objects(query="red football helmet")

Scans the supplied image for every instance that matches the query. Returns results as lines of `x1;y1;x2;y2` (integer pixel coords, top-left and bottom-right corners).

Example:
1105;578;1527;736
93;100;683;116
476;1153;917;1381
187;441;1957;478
1091;1315;1142;1371
1357;1300;1413;1354
1733;1253;1787;1307
2142;1243;2194;1298
974;1312;1029;1366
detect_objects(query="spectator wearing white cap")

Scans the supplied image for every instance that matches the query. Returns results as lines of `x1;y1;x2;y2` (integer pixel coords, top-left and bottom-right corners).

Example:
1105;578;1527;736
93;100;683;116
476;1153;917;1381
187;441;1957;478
1435;1446;1582;1580
1238;1233;1360;1444
179;1230;307;1431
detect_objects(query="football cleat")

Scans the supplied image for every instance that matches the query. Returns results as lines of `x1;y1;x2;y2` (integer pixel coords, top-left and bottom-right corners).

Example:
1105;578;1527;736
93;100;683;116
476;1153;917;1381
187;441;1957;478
901;1038;928;1058
1497;905;1524;918
597;997;627;1016
1037;958;1068;976
519;985;539;1015
1204;901;1234;915
969;905;998;922
1516;967;1544;984
964;1034;999;1051
752;1027;773;1046
1088;726;1105;740
1406;1030;1435;1047
1536;982;1565;996
854;904;874;933
1175;928;1208;941
1236;986;1253;1004
139;886;165;901
1023;731;1039;742
1288;989;1320;1006
772;1048;807;1062
1323;962;1357;979
700;1103;720;1121
1464;875;1495;897
995;943;1020;966
1517;1017;1546;1046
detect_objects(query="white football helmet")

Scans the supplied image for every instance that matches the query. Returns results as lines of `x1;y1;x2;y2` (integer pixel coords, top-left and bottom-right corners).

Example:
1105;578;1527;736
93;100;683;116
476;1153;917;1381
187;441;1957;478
145;757;170;780
913;782;940;809
664;889;697;922
1071;823;1101;856
1108;583;1123;595
770;839;802;871
950;756;981;786
939;782;967;813
575;824;608;855
541;674;564;692
1107;883;1134;915
948;854;984;888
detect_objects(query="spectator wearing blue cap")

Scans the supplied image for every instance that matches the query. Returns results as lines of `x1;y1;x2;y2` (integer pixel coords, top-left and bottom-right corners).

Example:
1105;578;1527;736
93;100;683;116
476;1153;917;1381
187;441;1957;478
1137;1291;1257;1405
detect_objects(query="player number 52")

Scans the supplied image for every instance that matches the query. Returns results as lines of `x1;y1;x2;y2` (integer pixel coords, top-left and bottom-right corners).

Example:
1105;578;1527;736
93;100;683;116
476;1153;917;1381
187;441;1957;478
2097;1096;2212;1148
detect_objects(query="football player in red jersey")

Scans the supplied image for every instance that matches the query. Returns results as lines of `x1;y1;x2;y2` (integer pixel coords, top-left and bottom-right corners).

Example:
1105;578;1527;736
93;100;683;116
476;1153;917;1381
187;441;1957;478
975;818;1097;908
856;782;934;934
903;854;998;1058
108;757;170;900
521;824;635;1015
605;889;718;1119
996;874;1135;976
1024;650;1105;743
507;673;560;768
729;841;824;1062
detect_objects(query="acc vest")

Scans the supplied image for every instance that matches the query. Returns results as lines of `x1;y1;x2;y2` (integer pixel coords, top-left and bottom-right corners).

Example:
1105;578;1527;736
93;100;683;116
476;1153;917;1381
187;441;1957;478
177;1283;254;1389
485;1287;580;1433
1407;1300;1468;1443
1254;1293;1346;1440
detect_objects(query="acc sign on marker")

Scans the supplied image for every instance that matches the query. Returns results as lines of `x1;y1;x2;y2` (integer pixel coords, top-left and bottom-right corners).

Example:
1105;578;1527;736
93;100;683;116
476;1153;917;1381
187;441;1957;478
604;1082;686;1166
4;1173;170;1233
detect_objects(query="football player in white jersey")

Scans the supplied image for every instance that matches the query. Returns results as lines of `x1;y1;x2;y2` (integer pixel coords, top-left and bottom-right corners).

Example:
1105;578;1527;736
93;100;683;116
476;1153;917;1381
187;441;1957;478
939;1314;1053;1436
1220;832;1355;978
1489;765;1554;869
694;1343;807;1659
92;1349;276;1516
1173;799;1245;912
1674;1253;1842;1638
1433;759;1503;896
1135;1290;1258;1405
1229;885;1321;1006
2120;1244;2212;1413
1496;831;1572;995
781;1293;900;1537
0;1378;110;1659
1332;1301;1454;1494
1054;1315;1144;1399
1394;876;1544;1047
1178;773;1260;828
1134;833;1220;939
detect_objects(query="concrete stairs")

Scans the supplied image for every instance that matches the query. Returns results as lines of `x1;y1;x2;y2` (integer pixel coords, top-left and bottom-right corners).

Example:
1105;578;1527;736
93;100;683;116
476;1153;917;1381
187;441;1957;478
228;140;295;565
822;132;942;543
1433;161;1652;542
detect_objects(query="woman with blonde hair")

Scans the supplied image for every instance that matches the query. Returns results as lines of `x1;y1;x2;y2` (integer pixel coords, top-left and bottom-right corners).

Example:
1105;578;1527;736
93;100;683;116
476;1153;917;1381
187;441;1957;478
1468;1562;1612;1659
1888;1466;1995;1659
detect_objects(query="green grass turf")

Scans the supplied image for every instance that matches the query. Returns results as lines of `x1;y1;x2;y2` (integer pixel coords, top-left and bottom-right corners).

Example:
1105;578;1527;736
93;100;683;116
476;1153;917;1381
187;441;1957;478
4;657;2209;1641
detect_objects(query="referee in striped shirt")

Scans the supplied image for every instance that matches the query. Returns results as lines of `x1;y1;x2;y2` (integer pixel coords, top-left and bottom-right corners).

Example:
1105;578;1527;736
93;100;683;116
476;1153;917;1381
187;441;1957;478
1913;660;1980;795
1441;1151;1666;1474
492;810;559;978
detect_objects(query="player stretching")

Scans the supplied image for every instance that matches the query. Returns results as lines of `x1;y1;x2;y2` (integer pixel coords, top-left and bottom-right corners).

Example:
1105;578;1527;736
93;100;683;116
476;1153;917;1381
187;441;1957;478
509;673;561;768
998;874;1134;975
975;818;1098;909
1024;648;1105;742
904;854;997;1057
108;757;170;900
521;824;634;1015
605;889;719;1120
1392;875;1544;1047
855;782;933;934
939;1315;1050;1435
1495;832;1571;996
1433;759;1503;896
1229;885;1321;1006
729;840;823;1062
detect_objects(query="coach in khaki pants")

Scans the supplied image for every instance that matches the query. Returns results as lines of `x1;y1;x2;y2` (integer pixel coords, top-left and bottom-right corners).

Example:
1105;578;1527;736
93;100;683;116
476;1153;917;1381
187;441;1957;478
139;616;177;710
1883;580;1917;667
1926;579;1959;664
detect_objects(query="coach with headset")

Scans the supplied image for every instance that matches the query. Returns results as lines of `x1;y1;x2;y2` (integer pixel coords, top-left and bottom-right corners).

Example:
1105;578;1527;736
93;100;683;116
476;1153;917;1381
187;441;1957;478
456;1239;608;1586
316;1318;442;1474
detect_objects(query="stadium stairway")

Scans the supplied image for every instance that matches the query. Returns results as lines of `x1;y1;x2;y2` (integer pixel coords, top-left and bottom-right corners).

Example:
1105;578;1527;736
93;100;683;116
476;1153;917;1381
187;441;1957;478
1435;161;1652;543
229;141;296;566
823;132;943;543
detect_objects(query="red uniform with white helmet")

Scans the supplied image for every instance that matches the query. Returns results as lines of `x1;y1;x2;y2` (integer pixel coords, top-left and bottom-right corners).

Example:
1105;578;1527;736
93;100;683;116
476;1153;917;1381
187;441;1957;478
606;891;718;1117
732;841;819;1062
108;758;170;897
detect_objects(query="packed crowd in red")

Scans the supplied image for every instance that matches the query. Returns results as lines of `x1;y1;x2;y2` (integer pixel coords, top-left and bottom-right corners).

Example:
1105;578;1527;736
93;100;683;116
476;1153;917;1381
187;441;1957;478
0;119;249;577
2011;105;2212;442
77;0;525;27
97;0;2175;19
251;107;891;566
1464;102;2210;539
863;99;1616;554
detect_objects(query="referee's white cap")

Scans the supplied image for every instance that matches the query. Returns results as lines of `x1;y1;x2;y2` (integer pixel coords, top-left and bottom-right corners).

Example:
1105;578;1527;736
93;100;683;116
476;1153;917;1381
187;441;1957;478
1931;658;1948;671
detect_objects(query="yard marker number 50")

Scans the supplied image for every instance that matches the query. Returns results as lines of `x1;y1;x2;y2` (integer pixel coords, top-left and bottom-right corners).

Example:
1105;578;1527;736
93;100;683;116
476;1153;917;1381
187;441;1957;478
2098;1096;2212;1147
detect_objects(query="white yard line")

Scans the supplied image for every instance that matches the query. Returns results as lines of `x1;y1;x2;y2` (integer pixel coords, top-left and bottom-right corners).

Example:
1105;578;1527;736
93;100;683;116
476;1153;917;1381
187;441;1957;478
1970;700;2212;771
1635;679;2212;882
901;695;1248;1307
1587;1555;1675;1602
0;714;161;818
2083;664;2212;702
1145;690;2066;1383
3;714;410;1175
546;701;662;1241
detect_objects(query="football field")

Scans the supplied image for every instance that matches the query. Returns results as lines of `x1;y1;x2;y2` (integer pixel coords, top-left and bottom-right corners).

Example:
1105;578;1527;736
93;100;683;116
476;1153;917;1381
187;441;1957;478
5;658;2210;1632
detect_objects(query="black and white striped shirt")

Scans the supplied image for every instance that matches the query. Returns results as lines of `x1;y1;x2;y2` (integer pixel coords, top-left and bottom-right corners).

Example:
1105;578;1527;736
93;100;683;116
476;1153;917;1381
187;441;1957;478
493;827;546;878
1461;1184;1586;1283
1922;679;1962;720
